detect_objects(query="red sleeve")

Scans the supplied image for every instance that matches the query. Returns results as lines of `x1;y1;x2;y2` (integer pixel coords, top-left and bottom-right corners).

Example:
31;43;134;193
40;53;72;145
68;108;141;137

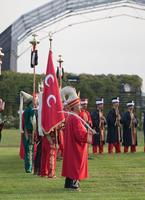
72;116;88;143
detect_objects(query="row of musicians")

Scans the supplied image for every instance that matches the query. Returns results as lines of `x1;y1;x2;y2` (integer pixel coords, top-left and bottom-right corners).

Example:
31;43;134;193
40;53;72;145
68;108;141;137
20;96;137;176
79;97;138;154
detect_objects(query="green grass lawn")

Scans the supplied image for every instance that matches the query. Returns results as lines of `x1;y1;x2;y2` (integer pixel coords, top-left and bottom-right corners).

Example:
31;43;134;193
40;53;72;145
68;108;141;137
0;129;145;200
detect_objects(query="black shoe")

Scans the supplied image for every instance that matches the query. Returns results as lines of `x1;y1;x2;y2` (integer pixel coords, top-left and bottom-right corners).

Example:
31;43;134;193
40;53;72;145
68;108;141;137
64;177;73;188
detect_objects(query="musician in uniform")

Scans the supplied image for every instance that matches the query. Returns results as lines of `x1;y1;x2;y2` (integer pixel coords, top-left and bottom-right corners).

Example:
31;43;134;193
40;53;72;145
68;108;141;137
20;91;35;173
79;99;92;128
33;92;42;176
39;90;57;178
91;98;106;154
79;98;93;159
57;102;68;159
106;97;122;153
40;131;57;178
23;98;35;173
61;86;94;191
122;101;138;153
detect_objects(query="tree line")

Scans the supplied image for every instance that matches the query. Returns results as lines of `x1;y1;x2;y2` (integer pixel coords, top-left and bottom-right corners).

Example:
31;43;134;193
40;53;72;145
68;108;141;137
0;71;143;128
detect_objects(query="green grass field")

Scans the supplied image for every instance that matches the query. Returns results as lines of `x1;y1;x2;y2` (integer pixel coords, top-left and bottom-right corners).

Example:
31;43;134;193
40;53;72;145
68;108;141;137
0;129;145;200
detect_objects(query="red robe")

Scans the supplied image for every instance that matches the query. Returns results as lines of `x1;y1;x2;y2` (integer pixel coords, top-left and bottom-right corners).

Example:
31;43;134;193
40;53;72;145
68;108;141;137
62;113;88;180
57;129;64;157
80;109;92;127
40;135;57;178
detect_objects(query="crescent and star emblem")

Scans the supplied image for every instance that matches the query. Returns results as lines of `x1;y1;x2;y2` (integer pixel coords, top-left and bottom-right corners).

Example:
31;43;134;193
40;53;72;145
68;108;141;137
47;95;56;108
45;74;54;87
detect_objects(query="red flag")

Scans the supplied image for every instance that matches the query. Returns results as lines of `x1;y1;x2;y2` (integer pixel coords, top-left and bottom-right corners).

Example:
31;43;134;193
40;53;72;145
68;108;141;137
41;50;64;133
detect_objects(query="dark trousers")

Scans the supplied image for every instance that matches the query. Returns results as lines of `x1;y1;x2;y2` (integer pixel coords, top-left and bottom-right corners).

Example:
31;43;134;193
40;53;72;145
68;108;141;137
23;133;33;173
34;141;42;175
64;178;80;189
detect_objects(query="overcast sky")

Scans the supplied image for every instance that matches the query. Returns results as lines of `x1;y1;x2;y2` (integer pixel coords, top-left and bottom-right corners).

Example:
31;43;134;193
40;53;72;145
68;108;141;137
1;0;145;91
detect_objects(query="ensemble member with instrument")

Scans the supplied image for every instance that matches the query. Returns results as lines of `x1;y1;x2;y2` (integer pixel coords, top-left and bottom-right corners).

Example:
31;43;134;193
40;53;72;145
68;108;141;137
122;101;138;153
106;97;122;153
91;98;106;154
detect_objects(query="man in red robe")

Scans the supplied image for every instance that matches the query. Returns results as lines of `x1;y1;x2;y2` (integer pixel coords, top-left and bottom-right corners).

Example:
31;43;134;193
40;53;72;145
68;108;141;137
79;99;92;127
62;94;93;191
79;98;93;159
57;102;68;159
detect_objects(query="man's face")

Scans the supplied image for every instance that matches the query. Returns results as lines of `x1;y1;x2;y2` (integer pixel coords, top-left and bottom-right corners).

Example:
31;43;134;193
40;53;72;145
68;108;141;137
72;103;81;113
128;106;134;112
81;104;87;110
113;102;119;109
97;104;103;110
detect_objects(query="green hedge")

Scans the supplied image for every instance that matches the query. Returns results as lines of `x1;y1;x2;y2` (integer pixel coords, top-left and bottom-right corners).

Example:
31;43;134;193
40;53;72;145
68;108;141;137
0;71;142;128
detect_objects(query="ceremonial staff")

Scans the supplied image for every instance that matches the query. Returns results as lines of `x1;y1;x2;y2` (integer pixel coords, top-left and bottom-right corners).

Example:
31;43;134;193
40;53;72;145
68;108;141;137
30;34;39;108
0;48;4;75
48;33;60;148
57;55;64;89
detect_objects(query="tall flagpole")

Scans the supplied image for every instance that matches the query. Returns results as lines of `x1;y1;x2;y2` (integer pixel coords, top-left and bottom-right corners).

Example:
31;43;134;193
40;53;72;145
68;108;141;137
57;55;64;89
48;32;60;149
30;34;39;108
0;48;4;76
49;32;53;50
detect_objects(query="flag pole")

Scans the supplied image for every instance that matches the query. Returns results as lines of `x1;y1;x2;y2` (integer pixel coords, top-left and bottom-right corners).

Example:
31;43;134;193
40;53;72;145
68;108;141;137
30;34;39;108
49;32;53;50
48;32;59;149
57;55;64;89
0;48;4;76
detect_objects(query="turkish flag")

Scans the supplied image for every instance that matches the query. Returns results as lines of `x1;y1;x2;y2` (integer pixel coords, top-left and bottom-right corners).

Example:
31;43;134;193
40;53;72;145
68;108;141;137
41;49;64;133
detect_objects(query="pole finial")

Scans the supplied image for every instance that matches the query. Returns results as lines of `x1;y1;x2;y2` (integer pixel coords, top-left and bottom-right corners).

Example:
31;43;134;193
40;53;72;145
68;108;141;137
29;33;40;49
49;32;53;49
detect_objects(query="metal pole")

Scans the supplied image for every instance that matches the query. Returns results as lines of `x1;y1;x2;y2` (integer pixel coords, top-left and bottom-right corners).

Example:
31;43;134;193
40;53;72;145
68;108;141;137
29;34;39;108
57;55;64;89
49;32;53;50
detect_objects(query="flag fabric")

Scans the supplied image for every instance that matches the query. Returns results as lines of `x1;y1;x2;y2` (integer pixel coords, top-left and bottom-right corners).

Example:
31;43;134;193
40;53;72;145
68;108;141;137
41;49;64;133
31;49;38;68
